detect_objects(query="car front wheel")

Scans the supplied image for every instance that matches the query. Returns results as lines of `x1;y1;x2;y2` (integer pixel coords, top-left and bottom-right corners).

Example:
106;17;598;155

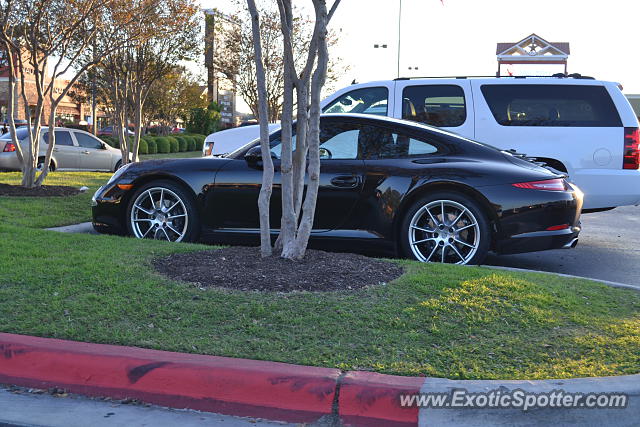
400;192;491;265
126;180;200;242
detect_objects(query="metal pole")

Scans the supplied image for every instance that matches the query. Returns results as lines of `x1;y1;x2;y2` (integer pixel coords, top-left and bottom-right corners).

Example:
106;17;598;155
397;0;402;79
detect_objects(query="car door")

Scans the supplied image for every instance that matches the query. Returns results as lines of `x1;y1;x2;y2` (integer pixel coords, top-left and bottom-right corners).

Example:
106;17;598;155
42;129;80;169
73;131;112;170
205;118;366;232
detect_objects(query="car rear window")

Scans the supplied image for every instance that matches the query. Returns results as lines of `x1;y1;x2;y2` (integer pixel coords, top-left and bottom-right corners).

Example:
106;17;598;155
0;127;30;140
481;84;622;127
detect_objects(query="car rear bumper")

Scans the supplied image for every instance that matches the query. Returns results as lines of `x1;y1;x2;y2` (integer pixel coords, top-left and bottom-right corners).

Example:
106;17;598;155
0;152;22;171
573;168;640;209
494;226;581;255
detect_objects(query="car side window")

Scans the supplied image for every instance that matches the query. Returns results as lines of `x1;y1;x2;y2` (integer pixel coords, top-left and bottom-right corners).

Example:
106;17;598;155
319;127;360;159
480;84;622;127
43;130;74;146
359;125;439;159
402;85;466;127
323;87;388;116
75;132;103;149
269;122;361;160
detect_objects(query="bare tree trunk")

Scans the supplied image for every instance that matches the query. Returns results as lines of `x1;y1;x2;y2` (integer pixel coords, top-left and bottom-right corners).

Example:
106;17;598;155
247;0;275;257
34;106;57;186
276;0;296;256
292;83;309;219
289;0;331;260
3;41;25;170
131;88;143;163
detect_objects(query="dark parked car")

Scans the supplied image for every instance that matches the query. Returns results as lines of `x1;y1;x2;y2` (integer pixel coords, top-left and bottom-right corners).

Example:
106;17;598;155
92;114;582;264
98;126;134;136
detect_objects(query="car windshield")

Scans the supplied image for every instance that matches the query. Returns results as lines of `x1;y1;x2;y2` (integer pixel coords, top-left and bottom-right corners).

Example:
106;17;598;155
0;127;31;141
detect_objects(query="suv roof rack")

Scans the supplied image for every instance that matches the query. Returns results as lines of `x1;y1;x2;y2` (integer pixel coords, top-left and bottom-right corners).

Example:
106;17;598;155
394;74;595;81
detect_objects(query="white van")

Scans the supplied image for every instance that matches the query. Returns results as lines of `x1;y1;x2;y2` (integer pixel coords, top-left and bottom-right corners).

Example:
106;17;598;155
205;76;640;210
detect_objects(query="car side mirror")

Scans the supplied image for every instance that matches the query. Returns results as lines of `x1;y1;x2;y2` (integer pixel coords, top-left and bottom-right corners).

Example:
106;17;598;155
100;142;107;149
244;146;263;168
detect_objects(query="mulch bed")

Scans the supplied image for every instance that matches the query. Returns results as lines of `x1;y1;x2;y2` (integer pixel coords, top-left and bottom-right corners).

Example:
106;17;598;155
0;183;81;197
153;246;404;292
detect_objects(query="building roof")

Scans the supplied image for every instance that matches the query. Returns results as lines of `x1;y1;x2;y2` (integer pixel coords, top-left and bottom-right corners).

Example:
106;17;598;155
496;34;570;55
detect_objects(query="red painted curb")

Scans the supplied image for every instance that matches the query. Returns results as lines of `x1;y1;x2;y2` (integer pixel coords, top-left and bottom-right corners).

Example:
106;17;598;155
338;371;424;427
0;333;340;423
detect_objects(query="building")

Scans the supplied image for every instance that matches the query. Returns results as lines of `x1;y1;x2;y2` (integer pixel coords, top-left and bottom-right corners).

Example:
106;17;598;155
496;34;570;76
626;95;640;118
0;48;107;128
203;8;237;128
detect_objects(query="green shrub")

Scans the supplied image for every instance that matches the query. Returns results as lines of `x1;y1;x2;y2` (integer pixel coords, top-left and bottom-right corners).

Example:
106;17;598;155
146;138;158;154
137;138;148;155
155;137;170;153
188;134;205;149
185;136;196;152
167;137;179;153
175;136;188;152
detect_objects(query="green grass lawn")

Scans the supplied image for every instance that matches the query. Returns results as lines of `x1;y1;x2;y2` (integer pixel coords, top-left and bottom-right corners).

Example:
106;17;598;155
0;172;639;380
140;151;202;161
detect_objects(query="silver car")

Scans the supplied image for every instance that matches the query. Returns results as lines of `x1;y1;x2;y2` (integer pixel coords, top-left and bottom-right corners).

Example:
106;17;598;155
0;127;124;172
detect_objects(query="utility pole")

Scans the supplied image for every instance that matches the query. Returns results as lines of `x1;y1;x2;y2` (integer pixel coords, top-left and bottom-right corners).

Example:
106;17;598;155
397;0;402;79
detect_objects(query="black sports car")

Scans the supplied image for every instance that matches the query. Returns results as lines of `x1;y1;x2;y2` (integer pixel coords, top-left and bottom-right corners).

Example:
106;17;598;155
91;114;582;265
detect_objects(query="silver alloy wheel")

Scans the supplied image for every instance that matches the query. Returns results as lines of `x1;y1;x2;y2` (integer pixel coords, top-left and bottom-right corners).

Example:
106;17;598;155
130;187;189;242
408;199;480;264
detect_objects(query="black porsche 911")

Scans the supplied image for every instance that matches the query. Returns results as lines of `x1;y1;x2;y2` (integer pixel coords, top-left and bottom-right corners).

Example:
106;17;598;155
92;113;582;265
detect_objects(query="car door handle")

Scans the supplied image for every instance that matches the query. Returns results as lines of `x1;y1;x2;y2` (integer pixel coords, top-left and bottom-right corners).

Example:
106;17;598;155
53;148;59;152
331;175;360;188
82;150;90;154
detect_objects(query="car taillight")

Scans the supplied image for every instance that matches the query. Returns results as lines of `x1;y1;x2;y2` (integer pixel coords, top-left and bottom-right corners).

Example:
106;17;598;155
512;178;567;191
623;127;639;170
2;142;16;152
546;224;569;231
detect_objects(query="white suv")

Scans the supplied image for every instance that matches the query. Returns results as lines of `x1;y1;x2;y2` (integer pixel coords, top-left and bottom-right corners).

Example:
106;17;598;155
205;76;640;210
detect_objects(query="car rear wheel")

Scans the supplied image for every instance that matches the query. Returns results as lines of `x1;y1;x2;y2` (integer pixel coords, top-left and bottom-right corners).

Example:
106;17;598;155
126;180;200;242
400;192;491;265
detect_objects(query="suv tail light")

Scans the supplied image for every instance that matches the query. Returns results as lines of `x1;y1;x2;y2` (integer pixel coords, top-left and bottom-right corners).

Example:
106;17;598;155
512;178;567;191
3;142;16;152
623;127;639;170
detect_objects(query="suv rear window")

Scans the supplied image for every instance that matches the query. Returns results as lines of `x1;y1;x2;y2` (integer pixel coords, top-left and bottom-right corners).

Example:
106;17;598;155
402;85;466;127
481;84;622;127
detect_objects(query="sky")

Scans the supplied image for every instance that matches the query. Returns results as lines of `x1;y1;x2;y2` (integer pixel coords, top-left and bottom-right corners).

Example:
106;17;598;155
200;0;640;112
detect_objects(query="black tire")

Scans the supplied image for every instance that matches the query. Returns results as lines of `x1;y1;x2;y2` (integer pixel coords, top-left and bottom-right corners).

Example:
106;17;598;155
126;179;200;242
400;191;491;265
114;160;122;172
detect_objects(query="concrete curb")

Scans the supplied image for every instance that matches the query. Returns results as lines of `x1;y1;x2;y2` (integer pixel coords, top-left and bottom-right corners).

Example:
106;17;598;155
45;222;98;235
0;333;339;423
1;333;639;426
479;264;640;292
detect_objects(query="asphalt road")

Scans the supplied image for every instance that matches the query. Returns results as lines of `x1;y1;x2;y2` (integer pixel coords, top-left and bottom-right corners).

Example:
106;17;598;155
485;205;640;286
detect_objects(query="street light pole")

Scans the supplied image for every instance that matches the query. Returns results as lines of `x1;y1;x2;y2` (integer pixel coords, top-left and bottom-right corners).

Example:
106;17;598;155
397;0;402;79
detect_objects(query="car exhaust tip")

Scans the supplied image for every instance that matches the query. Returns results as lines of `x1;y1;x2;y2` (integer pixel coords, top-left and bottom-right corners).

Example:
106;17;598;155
562;238;579;249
